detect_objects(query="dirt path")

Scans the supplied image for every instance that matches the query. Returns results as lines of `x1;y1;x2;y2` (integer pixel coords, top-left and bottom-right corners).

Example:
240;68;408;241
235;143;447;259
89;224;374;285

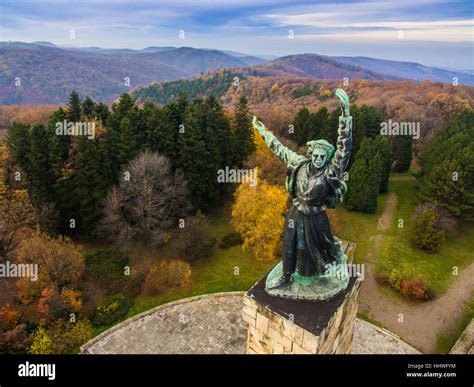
358;191;474;353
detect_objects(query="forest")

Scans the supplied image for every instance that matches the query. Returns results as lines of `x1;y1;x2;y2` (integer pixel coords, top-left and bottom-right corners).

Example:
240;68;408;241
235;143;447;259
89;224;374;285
0;87;473;354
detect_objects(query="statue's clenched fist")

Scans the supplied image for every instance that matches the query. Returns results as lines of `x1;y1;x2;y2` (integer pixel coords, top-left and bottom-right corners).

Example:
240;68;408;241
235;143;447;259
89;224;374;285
252;116;266;135
335;88;350;118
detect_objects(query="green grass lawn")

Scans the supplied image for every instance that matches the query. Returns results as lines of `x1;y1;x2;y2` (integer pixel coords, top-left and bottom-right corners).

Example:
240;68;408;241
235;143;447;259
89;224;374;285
87;176;473;338
376;180;474;294
328;194;387;264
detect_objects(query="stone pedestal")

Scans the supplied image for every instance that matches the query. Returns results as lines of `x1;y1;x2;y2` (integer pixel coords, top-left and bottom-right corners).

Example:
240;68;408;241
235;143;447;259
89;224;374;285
243;273;361;354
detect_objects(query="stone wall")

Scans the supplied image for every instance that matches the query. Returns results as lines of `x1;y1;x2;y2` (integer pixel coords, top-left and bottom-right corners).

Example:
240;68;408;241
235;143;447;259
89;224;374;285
243;278;361;354
450;318;474;354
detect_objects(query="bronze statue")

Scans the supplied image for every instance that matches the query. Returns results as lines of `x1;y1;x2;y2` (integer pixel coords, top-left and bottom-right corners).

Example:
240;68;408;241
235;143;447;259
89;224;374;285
252;89;352;300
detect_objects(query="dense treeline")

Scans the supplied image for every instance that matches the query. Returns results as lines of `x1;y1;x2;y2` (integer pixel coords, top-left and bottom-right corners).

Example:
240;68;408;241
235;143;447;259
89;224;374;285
284;103;410;213
418;111;474;222
7;91;254;238
132;69;245;105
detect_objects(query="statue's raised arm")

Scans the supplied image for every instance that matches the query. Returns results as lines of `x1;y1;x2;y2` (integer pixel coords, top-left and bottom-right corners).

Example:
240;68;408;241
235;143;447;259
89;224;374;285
252;116;306;168
331;89;352;176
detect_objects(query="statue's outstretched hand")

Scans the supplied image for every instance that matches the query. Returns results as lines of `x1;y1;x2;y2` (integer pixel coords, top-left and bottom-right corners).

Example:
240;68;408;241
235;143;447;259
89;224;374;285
335;88;350;118
252;116;266;135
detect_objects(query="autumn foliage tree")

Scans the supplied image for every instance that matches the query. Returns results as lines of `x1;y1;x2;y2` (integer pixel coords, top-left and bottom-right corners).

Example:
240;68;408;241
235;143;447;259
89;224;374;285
231;179;287;261
100;151;192;247
0;143;37;260
14;231;84;288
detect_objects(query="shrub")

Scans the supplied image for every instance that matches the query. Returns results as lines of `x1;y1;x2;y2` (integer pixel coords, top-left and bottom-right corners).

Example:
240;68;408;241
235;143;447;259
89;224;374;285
219;232;243;249
141;260;192;296
414;203;457;234
0;324;32;354
29;326;54;354
92;294;133;327
411;208;445;252
0;304;21;330
401;277;435;301
388;268;404;292
34;286;83;323
29;319;94;354
84;250;129;295
384;268;435;301
51;319;94;354
172;212;216;262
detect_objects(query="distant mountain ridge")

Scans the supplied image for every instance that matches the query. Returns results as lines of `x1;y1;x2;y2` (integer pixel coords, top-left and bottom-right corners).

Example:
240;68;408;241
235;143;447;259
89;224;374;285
0;42;267;104
1;41;472;105
332;56;474;86
244;54;402;81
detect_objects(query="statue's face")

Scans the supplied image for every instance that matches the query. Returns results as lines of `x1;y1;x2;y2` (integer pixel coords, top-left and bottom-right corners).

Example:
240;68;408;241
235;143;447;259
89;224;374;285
311;148;328;169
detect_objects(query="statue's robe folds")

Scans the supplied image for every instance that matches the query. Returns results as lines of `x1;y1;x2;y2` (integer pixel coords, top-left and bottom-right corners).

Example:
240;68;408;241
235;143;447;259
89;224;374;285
260;116;352;280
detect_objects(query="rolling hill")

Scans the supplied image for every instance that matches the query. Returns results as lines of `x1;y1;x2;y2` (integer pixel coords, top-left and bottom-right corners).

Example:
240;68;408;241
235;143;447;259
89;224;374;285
0;42;266;104
333;56;474;86
244;54;402;81
1;42;473;105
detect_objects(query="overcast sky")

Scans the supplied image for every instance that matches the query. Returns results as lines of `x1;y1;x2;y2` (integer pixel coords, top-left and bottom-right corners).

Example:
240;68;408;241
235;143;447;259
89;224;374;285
1;0;472;69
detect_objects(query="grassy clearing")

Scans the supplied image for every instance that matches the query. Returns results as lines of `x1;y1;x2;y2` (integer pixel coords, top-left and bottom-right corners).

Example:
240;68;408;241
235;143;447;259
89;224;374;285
328;193;388;264
376;180;474;294
85;177;473;338
125;204;274;317
83;202;274;334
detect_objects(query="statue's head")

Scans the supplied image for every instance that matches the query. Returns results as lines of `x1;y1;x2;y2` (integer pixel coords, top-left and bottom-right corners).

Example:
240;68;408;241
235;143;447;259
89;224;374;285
307;140;335;169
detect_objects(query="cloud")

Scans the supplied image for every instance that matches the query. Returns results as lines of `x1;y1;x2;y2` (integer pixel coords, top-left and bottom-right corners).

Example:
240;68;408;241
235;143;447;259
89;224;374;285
0;0;472;68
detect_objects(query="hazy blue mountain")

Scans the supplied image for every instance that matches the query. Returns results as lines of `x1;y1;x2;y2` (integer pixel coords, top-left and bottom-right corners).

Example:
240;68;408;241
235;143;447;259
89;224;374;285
333;56;474;85
2;41;472;105
0;42;265;104
245;54;402;81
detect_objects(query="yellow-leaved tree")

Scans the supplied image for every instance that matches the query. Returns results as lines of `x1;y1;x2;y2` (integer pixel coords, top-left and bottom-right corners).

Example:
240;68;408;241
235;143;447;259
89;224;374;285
231;177;288;261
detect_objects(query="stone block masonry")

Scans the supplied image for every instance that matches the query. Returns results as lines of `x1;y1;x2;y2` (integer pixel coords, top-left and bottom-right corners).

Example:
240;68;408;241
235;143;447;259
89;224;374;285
244;274;361;354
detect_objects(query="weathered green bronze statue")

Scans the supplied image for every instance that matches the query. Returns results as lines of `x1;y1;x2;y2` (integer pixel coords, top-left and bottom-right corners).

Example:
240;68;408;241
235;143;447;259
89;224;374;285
252;89;352;300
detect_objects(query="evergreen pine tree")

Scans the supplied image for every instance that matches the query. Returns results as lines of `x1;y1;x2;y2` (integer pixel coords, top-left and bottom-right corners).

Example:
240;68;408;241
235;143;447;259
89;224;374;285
7;123;31;174
420;153;474;221
118;117;138;166
81;96;95;118
72;136;107;236
345;138;382;213
391;135;412;173
359;105;385;138
66;91;82;122
290;107;312;147
163;94;188;167
27;124;58;204
177;100;217;211
347;105;365;168
374;136;391;193
94;102;110;125
114;93;135;119
232;96;255;167
310;106;328;140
